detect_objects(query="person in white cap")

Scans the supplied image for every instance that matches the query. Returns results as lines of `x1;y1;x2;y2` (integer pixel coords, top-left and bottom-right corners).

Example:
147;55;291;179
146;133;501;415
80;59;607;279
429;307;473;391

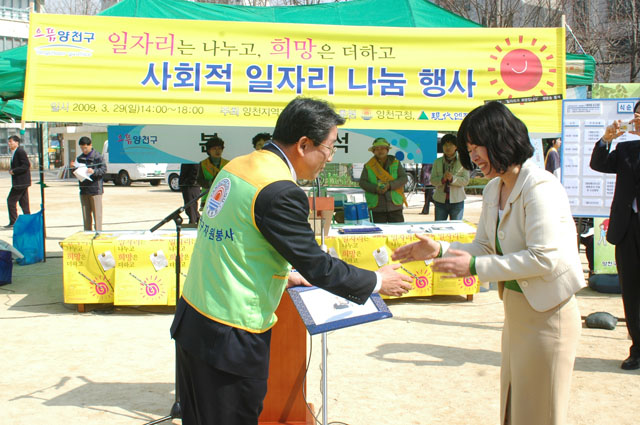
359;137;408;223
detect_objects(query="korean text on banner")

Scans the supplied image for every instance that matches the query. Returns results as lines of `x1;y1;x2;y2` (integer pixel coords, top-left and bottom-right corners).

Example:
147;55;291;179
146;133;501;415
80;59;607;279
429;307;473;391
23;13;565;132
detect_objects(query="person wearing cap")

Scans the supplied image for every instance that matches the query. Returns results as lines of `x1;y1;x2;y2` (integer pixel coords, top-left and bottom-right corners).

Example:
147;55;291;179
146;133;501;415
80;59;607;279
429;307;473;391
196;135;229;207
431;134;470;221
359;137;408;223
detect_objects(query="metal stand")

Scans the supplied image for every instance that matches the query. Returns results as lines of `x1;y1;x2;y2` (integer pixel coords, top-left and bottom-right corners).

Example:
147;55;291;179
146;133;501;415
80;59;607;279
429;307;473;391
145;190;207;425
321;332;328;425
313;178;329;425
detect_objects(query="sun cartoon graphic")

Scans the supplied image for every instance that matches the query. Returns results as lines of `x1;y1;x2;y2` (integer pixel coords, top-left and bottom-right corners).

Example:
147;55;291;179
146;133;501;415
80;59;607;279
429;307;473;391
77;271;111;300
129;272;166;300
458;276;477;291
488;35;557;98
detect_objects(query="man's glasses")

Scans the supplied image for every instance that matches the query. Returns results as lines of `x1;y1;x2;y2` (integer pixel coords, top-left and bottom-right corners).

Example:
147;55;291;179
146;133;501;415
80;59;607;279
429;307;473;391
317;143;337;157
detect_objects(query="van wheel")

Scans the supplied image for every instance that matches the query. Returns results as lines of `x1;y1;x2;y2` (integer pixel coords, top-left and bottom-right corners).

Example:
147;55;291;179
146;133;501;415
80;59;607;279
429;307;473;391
168;174;180;192
116;170;131;186
404;172;416;193
150;180;161;186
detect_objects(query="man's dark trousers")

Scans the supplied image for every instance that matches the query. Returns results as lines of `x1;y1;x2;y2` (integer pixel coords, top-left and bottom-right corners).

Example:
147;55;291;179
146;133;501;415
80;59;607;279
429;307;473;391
7;186;30;224
615;211;640;358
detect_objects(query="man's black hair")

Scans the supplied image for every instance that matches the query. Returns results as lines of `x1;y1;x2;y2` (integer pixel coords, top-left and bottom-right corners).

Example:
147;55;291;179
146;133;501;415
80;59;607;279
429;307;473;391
272;97;345;146
78;136;92;146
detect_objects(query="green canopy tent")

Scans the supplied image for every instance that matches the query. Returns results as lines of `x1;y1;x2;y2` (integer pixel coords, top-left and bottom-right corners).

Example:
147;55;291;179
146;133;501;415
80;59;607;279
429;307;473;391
102;0;480;26
566;53;596;86
0;46;28;101
0;99;23;122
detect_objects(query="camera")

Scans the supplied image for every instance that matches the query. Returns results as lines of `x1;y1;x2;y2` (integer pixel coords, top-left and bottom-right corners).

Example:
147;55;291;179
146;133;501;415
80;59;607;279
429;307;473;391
619;121;636;132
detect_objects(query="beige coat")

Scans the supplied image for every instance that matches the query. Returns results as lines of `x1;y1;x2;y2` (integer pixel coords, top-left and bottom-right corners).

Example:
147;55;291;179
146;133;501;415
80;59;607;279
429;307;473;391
443;160;586;311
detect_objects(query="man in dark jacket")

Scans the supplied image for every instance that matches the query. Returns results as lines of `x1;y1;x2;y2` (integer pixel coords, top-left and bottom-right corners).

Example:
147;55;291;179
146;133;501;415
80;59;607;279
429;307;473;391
178;163;200;224
590;101;640;370
5;135;31;228
71;137;106;231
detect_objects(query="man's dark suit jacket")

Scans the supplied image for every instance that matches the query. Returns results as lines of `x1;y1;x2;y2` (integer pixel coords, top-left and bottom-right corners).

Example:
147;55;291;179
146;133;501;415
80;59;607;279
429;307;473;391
10;146;31;189
590;138;640;245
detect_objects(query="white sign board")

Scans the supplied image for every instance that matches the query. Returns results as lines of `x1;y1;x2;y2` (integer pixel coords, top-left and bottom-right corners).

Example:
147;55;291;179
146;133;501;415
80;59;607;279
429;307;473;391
562;98;639;217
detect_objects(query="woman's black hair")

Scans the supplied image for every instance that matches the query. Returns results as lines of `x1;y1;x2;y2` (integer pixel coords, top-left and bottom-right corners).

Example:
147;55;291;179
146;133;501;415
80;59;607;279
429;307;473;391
440;133;457;146
252;132;271;148
456;101;534;173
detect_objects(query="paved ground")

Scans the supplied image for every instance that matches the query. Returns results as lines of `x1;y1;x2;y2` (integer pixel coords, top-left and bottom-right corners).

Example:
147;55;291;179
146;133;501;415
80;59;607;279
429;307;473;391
0;171;638;425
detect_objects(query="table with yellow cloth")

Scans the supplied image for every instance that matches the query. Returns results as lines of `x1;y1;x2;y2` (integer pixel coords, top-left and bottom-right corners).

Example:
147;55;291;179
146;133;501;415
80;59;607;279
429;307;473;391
319;221;480;299
60;230;196;308
60;221;478;310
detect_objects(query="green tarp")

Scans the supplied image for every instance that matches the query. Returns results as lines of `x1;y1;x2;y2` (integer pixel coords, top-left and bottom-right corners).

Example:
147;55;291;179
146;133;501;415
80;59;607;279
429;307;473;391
0;46;28;100
0;99;23;121
100;0;480;27
566;53;596;86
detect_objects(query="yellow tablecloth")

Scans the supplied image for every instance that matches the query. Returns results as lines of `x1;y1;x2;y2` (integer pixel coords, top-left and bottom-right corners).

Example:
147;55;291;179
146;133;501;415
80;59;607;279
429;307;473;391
61;221;478;306
60;230;196;305
320;221;480;298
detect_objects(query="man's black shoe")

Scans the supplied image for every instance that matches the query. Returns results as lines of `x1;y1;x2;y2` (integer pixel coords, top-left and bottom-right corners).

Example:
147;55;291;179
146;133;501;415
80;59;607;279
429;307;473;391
3;223;13;229
621;356;640;370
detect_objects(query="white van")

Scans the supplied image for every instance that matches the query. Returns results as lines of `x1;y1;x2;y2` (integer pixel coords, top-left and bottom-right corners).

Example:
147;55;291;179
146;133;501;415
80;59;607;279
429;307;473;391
102;140;167;186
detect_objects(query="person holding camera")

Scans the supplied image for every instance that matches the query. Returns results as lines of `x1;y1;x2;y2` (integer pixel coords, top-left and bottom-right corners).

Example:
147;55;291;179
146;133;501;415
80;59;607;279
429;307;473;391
590;100;640;370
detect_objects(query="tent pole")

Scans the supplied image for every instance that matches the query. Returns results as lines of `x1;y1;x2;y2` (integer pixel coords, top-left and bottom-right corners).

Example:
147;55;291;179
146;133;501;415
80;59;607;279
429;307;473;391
38;122;46;262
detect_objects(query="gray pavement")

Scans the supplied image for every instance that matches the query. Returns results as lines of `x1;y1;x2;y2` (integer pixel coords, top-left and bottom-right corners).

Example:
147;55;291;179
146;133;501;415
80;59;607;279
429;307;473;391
0;173;637;425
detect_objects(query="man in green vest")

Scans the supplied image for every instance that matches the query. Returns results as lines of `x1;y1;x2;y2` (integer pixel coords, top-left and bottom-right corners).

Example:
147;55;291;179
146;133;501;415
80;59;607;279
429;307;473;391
359;137;408;223
170;97;412;425
196;135;229;208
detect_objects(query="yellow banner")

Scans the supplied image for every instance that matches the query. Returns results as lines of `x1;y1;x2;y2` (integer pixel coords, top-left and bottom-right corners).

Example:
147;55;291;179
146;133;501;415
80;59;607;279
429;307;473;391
24;13;565;132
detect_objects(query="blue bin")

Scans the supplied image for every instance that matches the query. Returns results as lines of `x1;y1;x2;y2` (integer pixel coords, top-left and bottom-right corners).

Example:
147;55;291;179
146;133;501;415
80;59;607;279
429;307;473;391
356;202;369;224
343;202;358;225
14;211;44;265
0;250;12;285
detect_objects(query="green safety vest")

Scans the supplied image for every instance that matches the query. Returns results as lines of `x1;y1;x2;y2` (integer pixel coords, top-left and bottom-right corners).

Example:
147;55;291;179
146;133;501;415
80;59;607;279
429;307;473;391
182;149;294;333
364;159;404;208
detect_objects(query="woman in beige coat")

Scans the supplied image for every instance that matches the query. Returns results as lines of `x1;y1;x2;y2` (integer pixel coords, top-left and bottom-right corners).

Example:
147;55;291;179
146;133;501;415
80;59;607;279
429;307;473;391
393;101;586;425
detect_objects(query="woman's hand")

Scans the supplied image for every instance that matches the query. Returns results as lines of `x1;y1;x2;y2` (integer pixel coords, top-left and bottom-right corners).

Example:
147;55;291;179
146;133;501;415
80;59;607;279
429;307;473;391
432;249;472;278
391;234;440;263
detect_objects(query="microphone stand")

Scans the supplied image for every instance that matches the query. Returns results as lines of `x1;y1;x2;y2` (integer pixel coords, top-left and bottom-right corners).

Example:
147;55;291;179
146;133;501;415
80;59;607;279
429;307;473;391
145;189;207;425
313;178;329;425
